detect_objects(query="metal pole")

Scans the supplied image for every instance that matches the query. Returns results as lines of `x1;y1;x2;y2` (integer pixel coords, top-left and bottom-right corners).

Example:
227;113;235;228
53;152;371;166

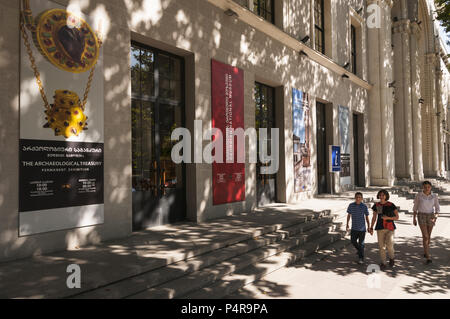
330;172;333;195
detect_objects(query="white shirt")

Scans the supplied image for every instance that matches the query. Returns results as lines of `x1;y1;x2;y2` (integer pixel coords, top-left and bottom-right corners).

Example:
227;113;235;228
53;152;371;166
413;192;440;214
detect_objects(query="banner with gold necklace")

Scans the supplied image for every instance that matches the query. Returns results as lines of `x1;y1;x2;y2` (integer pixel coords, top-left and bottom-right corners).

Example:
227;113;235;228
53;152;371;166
19;0;104;236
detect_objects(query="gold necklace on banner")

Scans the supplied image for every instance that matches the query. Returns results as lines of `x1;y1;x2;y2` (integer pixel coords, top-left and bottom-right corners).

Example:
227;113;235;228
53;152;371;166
20;0;103;138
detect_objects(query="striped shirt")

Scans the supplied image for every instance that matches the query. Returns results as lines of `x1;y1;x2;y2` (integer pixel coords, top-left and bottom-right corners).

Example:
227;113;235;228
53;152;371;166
347;202;369;231
413;192;440;214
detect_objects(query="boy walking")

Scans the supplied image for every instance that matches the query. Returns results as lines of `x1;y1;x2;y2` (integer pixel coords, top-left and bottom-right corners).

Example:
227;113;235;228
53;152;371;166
346;192;370;264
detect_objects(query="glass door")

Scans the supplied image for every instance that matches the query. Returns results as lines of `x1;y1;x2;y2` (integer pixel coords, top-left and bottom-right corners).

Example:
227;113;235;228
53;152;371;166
131;43;185;230
316;102;328;194
255;82;277;206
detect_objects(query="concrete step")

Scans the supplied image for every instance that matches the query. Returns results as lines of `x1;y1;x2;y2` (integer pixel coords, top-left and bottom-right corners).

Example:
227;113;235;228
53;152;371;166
227;236;352;299
125;222;341;299
181;232;343;299
290;237;351;269
71;213;335;299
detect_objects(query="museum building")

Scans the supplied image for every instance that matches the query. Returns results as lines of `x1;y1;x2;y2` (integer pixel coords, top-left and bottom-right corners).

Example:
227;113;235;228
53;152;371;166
0;0;449;262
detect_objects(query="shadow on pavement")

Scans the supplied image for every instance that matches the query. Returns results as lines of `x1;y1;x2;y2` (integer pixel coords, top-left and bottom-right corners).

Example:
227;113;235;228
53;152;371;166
289;236;450;296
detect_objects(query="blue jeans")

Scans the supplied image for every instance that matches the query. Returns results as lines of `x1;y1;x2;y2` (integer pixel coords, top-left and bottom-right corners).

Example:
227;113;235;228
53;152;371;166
351;230;366;259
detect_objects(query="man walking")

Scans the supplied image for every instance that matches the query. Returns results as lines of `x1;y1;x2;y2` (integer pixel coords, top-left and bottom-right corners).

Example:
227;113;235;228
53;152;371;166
346;192;371;264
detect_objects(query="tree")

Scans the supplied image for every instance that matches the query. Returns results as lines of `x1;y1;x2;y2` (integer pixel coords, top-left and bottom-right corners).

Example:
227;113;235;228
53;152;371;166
435;0;450;42
435;0;450;71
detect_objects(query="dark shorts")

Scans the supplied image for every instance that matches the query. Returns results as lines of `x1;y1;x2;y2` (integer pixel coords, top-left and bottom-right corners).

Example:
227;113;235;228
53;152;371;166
418;213;435;226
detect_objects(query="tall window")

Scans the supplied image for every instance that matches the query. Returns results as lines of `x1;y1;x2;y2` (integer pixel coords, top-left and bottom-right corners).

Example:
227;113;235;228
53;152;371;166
314;0;325;54
254;82;277;205
131;42;184;198
252;0;274;23
351;25;357;74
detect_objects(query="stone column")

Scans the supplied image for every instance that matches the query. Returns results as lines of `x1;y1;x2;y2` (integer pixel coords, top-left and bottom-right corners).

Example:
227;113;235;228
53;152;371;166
410;22;424;180
422;53;438;176
436;68;445;175
423;53;438;176
367;0;395;186
392;19;414;180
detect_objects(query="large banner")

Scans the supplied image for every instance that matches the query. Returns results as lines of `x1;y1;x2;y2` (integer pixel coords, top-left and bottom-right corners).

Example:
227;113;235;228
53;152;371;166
211;59;245;205
339;105;351;181
19;0;104;236
292;89;311;193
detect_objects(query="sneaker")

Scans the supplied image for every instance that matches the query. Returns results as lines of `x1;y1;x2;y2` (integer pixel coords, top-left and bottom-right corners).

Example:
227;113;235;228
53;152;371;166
358;258;364;265
389;258;395;267
426;258;432;265
379;263;387;270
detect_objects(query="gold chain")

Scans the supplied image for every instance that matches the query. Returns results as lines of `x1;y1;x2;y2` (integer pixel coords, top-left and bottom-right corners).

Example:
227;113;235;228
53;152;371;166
20;15;51;111
82;35;102;110
20;3;103;111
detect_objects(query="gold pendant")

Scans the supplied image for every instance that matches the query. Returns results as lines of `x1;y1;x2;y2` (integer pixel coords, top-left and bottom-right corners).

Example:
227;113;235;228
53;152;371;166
44;90;88;138
29;8;100;73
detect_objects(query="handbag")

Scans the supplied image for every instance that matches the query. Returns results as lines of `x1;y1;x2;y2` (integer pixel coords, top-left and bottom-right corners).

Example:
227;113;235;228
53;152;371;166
383;219;395;231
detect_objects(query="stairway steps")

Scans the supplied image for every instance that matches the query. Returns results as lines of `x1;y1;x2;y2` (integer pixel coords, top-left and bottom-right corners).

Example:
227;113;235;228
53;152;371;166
182;232;343;299
71;213;335;299
228;236;351;298
125;222;340;299
291;237;351;269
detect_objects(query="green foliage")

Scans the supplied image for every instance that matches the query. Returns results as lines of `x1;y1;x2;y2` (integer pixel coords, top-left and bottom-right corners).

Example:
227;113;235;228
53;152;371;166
435;0;450;34
435;1;450;71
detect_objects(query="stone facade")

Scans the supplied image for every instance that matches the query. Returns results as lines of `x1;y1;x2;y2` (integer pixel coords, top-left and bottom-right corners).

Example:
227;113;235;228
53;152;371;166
0;0;448;262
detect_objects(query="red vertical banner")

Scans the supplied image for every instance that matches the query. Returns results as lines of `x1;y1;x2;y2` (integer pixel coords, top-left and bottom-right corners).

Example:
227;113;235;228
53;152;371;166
211;59;245;205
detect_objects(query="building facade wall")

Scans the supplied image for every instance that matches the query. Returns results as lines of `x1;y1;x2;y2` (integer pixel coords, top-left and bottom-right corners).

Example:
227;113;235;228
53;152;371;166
0;0;448;262
0;0;132;262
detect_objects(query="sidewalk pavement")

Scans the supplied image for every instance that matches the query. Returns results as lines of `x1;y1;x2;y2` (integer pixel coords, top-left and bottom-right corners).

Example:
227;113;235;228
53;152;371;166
0;196;355;299
2;187;447;299
226;192;450;299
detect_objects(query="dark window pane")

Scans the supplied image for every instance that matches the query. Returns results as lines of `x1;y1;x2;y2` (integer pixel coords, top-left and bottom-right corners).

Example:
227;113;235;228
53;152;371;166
315;0;325;53
160;78;171;99
351;25;357;74
131;43;184;196
141;50;154;96
132;99;141;179
173;58;181;81
141;101;154;181
253;0;273;23
131;47;140;95
234;0;248;8
159;54;172;79
160;104;183;190
170;80;181;100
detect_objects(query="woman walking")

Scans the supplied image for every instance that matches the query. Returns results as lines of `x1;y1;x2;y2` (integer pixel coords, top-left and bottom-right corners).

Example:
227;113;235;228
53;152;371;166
413;181;440;264
370;190;399;270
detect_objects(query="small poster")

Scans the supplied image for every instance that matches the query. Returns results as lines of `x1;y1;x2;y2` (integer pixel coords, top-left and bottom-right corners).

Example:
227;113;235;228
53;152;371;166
292;89;311;193
339;106;351;179
19;0;104;236
329;145;341;172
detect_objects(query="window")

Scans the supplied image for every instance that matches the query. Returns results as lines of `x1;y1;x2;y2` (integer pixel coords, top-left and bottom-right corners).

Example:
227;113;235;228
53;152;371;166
252;0;274;23
130;43;184;195
314;0;325;54
254;82;277;205
233;0;248;8
351;25;357;74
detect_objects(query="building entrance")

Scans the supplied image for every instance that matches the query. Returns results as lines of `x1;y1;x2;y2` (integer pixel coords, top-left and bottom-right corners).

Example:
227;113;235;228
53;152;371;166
255;82;277;206
316;102;329;194
131;43;186;230
353;113;365;187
